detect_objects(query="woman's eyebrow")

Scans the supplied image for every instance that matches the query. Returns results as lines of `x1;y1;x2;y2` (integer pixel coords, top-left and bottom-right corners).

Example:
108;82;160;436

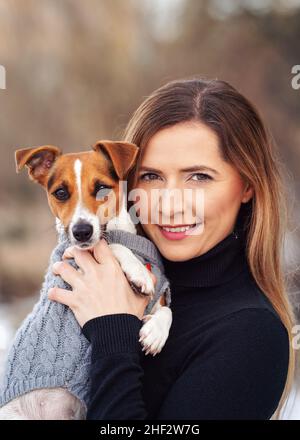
139;165;219;175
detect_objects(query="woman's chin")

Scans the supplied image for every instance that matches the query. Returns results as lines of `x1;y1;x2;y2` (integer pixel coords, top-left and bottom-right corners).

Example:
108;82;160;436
155;242;202;262
143;225;205;261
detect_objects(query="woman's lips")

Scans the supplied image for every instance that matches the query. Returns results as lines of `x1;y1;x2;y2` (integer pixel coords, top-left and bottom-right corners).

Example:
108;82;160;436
158;223;202;240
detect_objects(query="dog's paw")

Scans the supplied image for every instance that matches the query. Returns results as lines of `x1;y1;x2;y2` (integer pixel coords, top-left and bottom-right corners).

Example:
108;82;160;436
126;261;155;298
139;307;172;356
109;244;155;298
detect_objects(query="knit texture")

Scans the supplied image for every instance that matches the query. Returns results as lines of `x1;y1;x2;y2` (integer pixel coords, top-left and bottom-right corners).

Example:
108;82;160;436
0;229;171;409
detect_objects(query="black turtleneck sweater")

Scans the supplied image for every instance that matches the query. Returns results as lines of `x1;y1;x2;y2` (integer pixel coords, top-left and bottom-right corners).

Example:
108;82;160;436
82;222;289;420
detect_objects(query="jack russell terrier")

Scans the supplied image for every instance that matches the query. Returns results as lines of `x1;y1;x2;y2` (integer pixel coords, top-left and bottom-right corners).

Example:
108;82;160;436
0;140;172;419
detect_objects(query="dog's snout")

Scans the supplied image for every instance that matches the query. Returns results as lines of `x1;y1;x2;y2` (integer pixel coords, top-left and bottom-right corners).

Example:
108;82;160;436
72;223;93;242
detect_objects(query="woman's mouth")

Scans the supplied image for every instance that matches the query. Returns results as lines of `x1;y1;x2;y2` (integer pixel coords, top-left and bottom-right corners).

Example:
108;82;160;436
158;223;202;240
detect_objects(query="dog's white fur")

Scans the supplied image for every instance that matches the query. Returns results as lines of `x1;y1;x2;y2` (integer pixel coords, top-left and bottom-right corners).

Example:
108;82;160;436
69;159;101;246
0;191;172;420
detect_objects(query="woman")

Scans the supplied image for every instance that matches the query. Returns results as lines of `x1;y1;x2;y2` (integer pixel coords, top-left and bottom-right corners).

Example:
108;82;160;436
48;77;295;420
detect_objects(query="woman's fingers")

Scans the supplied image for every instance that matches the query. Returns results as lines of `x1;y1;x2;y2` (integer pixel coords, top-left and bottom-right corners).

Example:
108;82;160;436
52;260;80;286
48;287;75;308
92;238;114;264
62;246;96;273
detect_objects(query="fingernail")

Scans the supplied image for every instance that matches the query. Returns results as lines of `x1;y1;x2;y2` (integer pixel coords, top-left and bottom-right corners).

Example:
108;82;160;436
52;261;61;271
63;246;73;256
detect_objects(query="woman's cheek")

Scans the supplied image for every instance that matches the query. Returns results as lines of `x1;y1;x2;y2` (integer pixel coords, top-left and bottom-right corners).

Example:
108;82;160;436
205;189;241;233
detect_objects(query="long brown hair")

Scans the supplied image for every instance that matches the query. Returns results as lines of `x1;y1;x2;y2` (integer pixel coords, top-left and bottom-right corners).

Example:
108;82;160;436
123;77;296;419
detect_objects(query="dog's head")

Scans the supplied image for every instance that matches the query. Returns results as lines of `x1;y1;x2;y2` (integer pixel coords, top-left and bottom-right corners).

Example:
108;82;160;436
15;140;139;248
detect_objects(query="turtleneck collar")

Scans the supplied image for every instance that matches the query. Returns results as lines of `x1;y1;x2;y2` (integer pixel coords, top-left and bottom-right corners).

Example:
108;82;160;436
160;202;251;288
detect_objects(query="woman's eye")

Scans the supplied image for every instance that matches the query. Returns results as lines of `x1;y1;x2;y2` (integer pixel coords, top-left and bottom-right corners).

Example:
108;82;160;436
190;173;212;182
53;187;70;201
139;172;160;181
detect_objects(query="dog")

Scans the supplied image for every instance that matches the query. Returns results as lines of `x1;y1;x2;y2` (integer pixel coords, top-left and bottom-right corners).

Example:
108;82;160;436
0;140;172;419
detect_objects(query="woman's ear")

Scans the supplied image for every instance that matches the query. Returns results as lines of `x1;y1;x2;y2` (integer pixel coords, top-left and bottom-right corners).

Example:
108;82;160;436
241;183;254;203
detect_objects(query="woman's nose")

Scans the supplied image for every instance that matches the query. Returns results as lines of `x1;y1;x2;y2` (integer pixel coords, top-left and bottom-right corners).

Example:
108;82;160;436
157;186;185;222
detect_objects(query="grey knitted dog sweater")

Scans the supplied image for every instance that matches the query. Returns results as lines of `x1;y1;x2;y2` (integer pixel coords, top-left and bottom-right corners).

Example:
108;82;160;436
0;229;171;410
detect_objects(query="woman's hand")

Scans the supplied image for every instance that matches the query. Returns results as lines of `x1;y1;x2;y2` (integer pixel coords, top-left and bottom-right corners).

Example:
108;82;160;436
48;238;156;328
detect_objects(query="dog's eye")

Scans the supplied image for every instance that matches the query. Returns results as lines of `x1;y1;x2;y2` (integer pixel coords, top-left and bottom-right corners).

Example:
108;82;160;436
53;187;70;201
94;182;112;200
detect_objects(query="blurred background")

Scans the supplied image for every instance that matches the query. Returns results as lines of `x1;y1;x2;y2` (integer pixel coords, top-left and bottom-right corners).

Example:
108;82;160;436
0;0;299;418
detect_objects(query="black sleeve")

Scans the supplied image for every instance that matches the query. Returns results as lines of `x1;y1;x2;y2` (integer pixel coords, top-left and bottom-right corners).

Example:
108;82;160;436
82;313;147;420
82;309;289;420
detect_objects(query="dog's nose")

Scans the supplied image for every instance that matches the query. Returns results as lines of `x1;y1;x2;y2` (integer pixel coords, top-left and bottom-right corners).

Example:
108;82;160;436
72;223;93;242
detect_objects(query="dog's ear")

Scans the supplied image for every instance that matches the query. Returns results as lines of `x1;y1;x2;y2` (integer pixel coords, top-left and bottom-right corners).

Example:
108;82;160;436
15;145;62;186
92;140;139;180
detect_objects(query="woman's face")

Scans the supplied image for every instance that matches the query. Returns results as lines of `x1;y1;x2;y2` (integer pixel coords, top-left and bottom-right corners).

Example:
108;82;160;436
132;121;253;262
